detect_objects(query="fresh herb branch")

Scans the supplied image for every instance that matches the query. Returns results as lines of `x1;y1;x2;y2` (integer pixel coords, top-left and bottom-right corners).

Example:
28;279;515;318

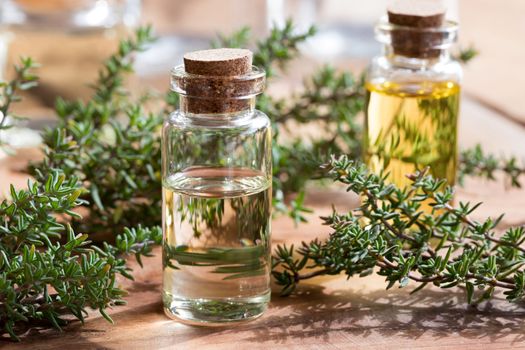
454;45;479;64
31;26;161;235
212;20;317;78
252;20;317;78
0;172;161;340
273;156;525;303
459;144;525;188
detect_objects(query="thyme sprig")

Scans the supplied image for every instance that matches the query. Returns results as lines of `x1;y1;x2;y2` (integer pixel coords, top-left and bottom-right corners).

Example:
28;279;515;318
252;20;317;78
273;156;525;303
212;20;317;78
266;66;365;189
0;172;161;340
31;26;161;234
459;144;525;188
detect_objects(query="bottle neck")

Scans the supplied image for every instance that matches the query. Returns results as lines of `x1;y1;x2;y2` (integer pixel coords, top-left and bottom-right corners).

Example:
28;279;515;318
373;18;459;71
383;44;451;69
178;96;256;117
170;64;265;117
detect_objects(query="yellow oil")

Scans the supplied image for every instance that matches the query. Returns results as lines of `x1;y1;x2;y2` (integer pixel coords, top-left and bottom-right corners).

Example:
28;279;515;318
364;80;460;188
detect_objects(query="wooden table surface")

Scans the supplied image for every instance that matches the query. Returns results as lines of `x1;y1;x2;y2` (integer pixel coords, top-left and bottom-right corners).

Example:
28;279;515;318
2;1;525;349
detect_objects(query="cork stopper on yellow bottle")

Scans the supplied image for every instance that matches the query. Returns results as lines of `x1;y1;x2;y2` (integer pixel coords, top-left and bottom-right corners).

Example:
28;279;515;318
387;0;447;58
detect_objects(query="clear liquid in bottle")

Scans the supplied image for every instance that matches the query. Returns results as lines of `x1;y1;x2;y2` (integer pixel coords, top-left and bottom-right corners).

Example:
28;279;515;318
162;167;271;325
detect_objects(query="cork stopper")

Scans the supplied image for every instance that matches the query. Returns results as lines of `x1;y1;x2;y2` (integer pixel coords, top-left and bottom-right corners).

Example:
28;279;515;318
178;48;258;114
387;0;446;58
183;48;253;76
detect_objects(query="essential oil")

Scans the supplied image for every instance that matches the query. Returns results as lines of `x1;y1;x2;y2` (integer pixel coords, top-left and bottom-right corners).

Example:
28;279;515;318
364;0;462;189
162;167;271;324
364;80;460;187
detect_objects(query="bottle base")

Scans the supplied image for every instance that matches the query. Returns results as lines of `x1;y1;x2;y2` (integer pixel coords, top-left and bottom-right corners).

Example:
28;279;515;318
163;291;270;326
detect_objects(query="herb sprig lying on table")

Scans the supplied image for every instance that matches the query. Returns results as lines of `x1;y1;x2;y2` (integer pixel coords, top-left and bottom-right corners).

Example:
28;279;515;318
459;145;525;188
0;172;161;340
273;156;525;302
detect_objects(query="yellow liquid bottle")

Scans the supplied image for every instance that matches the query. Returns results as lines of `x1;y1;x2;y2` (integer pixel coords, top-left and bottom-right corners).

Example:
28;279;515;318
364;81;460;188
364;15;462;189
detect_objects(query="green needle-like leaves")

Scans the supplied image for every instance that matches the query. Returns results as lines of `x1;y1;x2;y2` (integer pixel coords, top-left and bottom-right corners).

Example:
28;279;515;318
273;156;525;303
0;173;161;340
459;144;525;188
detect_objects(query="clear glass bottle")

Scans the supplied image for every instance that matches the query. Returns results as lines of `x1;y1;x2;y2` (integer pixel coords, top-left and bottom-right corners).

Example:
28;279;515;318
364;16;462;188
161;53;272;325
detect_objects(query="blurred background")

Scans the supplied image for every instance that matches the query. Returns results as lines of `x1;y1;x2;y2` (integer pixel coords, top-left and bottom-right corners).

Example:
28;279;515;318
0;0;524;165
